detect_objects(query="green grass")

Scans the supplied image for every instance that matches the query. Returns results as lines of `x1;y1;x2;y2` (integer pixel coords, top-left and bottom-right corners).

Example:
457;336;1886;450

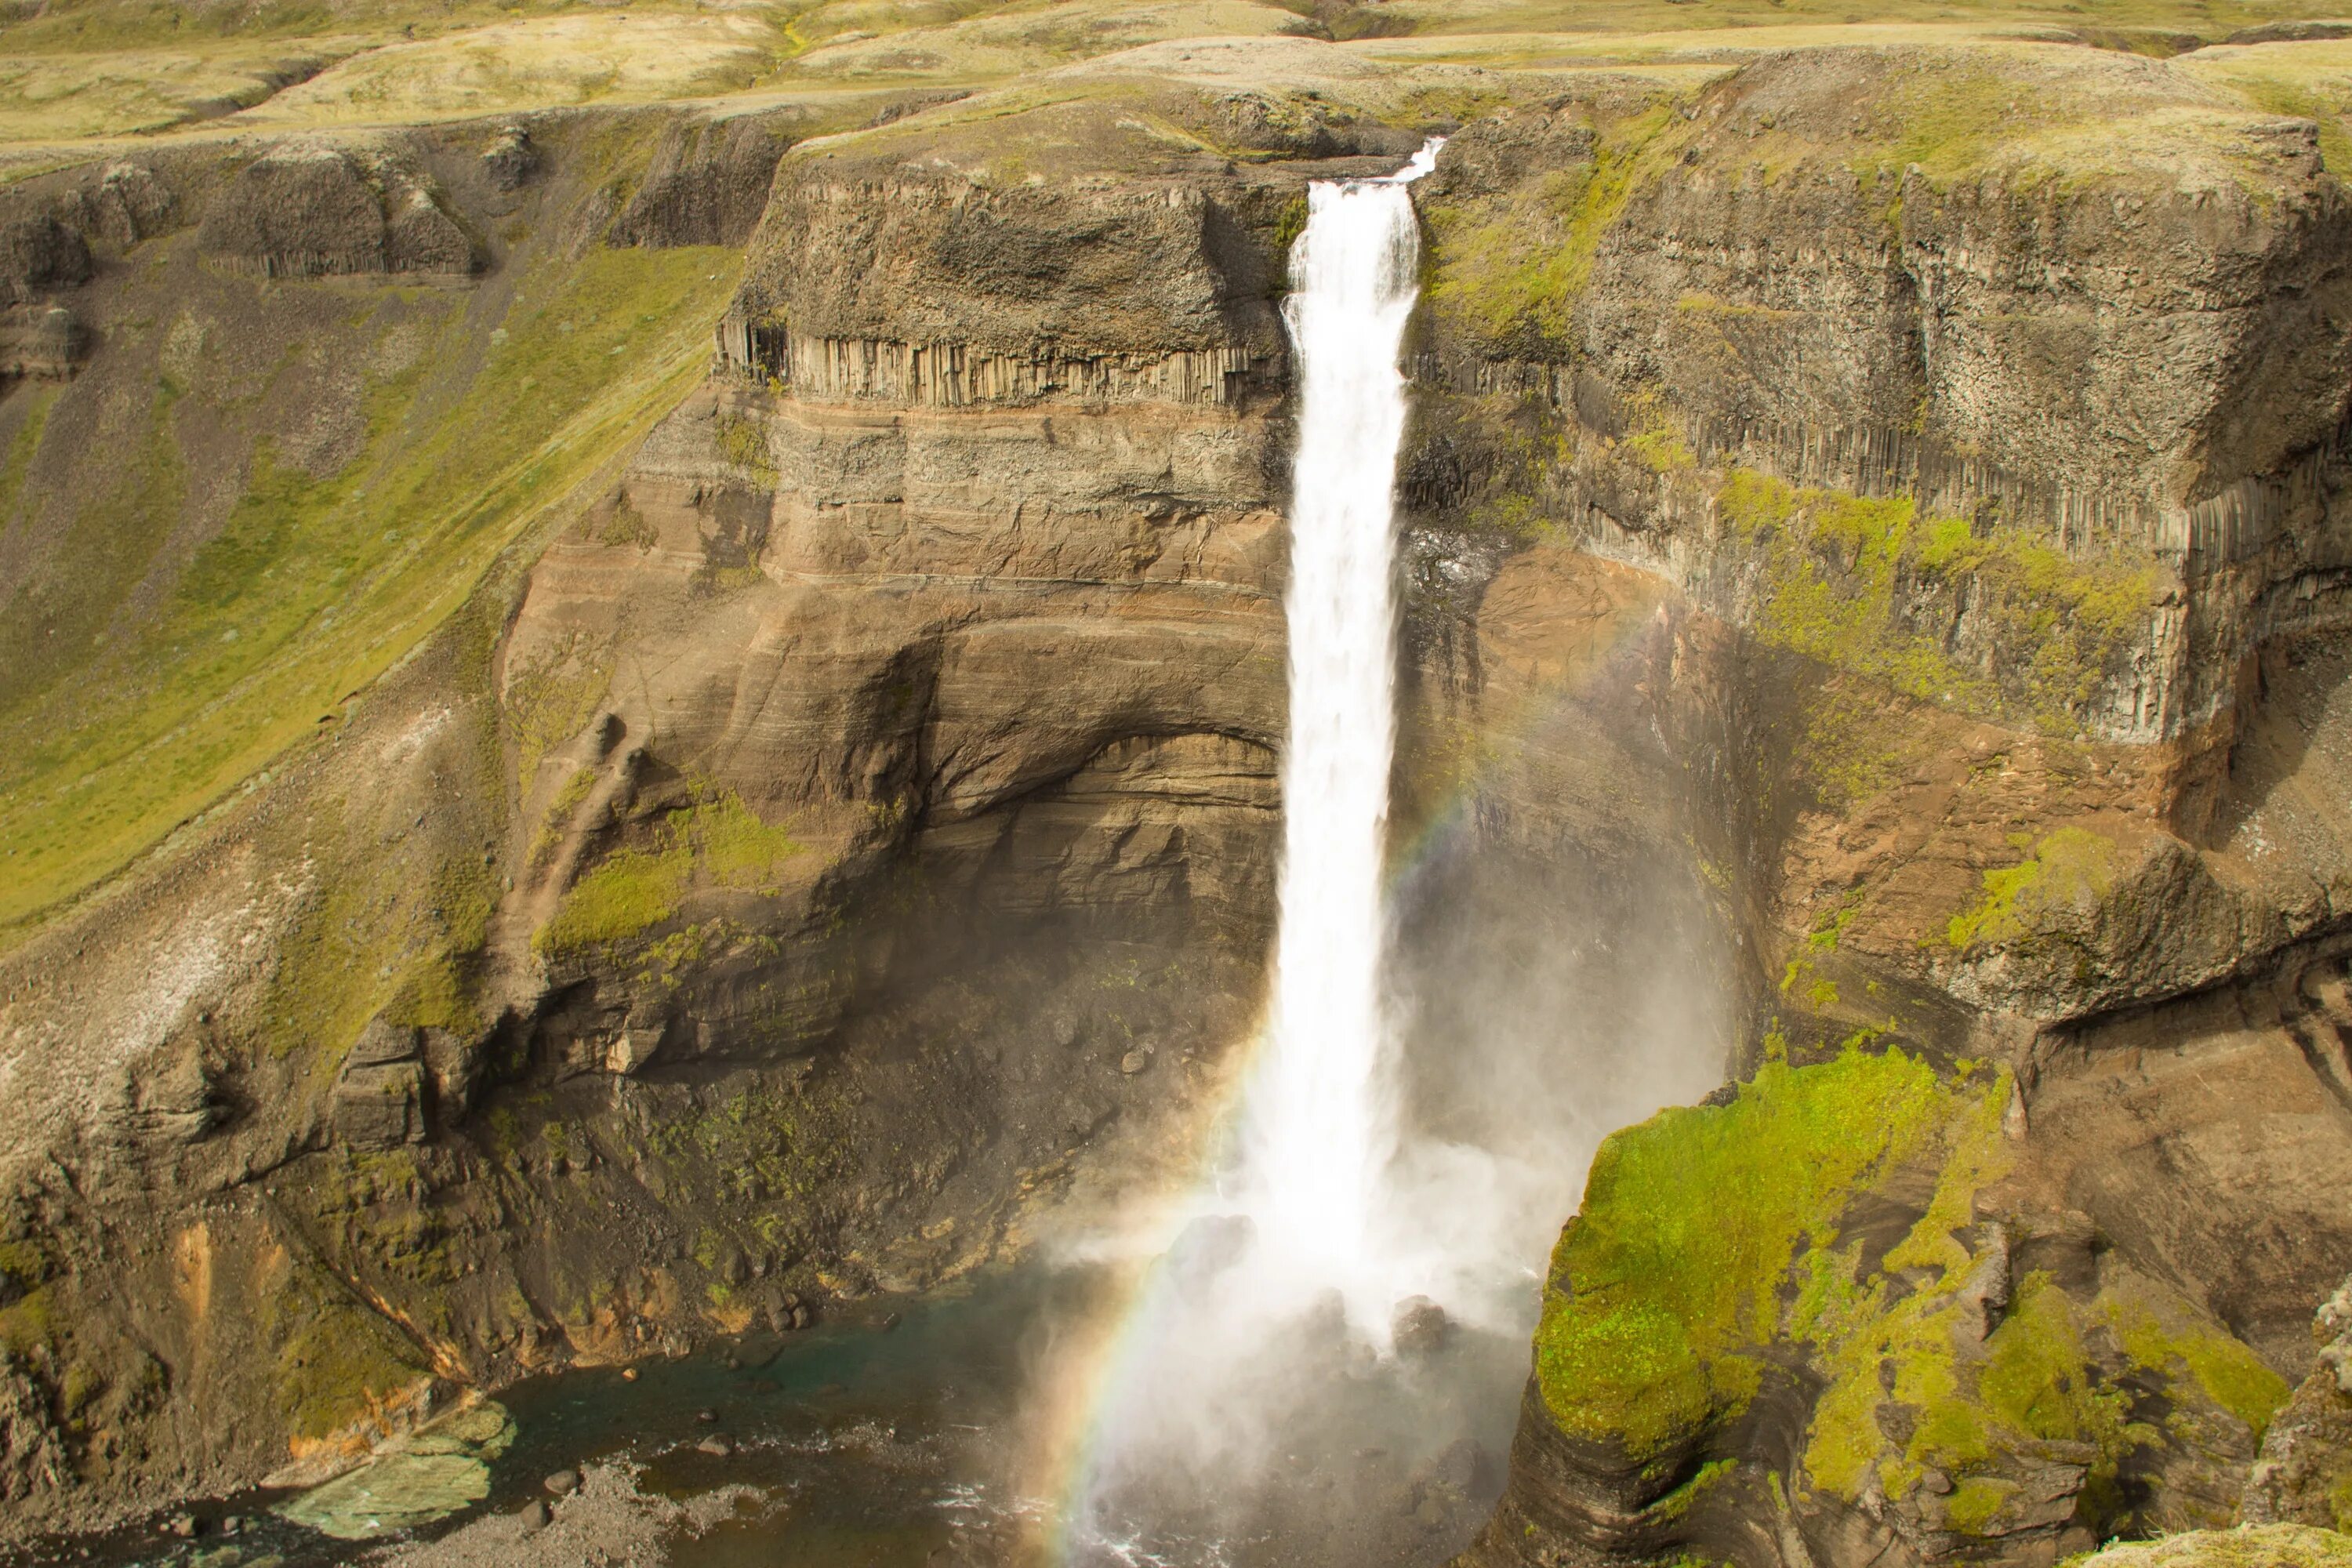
2067;1524;2352;1567
0;242;743;937
1534;1044;1952;1460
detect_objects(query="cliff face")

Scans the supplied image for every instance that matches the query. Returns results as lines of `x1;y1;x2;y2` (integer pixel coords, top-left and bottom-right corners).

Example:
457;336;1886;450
0;72;1414;1539
0;26;2349;1562
1411;43;2352;1568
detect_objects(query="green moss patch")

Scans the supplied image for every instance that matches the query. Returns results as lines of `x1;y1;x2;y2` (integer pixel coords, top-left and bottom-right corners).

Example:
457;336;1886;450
0;239;741;937
537;781;804;956
264;1261;430;1443
1534;1044;1951;1459
1945;826;2120;952
1721;470;2156;734
2108;1295;2292;1442
1423;101;1687;358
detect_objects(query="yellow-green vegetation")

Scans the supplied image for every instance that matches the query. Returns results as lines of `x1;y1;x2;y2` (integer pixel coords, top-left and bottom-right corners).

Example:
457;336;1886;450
2065;1524;2352;1568
1380;0;2352;38
241;12;795;129
1792;1083;2160;1532
0;1237;56;1356
530;764;600;869
1534;1044;1954;1459
0;385;57;524
1649;1457;1737;1523
0;241;742;937
1422;101;1685;357
1945;826;2120;951
1720;471;2156;734
1546;1021;2288;1534
2107;1295;2292;1441
716;412;781;488
2180;40;2352;174
537;782;805;956
256;829;497;1059
506;631;616;786
264;1261;430;1442
0;40;372;142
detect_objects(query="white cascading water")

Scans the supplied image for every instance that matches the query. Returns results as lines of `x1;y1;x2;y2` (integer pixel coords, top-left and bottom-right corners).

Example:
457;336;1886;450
1062;143;1451;1564
1236;139;1439;1329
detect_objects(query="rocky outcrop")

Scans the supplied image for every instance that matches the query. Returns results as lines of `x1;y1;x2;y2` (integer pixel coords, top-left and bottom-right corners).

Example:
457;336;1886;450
2242;1275;2352;1531
606;110;800;249
329;1021;429;1152
1415;46;2352;749
1427;42;2352;1568
0;216;92;304
196;145;478;278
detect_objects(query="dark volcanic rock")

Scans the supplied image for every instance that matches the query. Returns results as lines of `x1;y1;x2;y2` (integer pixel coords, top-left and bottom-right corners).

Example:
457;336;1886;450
198;147;478;278
0;216;92;303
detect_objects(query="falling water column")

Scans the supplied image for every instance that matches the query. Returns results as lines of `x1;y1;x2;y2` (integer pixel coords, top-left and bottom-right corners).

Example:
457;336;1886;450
1239;143;1438;1323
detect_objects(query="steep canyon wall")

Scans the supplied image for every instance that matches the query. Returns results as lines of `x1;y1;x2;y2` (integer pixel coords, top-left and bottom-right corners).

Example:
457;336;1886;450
0;36;2347;1565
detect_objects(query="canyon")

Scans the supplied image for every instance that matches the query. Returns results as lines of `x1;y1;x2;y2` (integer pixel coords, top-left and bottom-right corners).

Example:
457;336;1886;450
2;2;2351;1564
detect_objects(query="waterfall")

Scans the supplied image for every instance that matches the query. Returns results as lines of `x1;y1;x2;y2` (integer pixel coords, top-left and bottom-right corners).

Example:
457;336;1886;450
1052;143;1446;1566
1236;140;1439;1329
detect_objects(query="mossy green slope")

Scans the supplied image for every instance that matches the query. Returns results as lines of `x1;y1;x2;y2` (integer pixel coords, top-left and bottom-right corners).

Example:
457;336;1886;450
0;240;742;937
1539;1047;2291;1542
1535;1044;1956;1459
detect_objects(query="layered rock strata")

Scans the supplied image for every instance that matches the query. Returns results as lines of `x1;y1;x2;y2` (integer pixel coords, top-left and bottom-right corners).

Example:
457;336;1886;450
0;84;1382;1542
1419;43;2352;1568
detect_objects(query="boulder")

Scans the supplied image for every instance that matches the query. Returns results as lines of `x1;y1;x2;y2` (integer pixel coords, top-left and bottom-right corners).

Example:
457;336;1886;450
1392;1295;1453;1356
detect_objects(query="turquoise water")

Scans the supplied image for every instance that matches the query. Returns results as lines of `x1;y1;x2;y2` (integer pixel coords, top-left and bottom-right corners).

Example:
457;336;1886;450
7;1262;1519;1568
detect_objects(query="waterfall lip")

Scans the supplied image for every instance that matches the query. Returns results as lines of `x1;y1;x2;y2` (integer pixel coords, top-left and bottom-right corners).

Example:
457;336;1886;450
1349;135;1444;189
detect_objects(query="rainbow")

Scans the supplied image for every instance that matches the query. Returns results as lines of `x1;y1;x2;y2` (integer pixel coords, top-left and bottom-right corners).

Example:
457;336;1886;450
1018;586;1669;1563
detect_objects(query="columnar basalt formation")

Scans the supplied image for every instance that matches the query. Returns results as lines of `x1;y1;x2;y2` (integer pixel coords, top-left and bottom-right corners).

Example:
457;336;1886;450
1408;44;2352;1568
0;27;2347;1563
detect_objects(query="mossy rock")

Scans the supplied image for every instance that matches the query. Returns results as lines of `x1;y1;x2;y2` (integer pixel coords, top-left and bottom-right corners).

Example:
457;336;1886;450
275;1399;514;1541
1534;1044;1961;1461
2069;1524;2352;1567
